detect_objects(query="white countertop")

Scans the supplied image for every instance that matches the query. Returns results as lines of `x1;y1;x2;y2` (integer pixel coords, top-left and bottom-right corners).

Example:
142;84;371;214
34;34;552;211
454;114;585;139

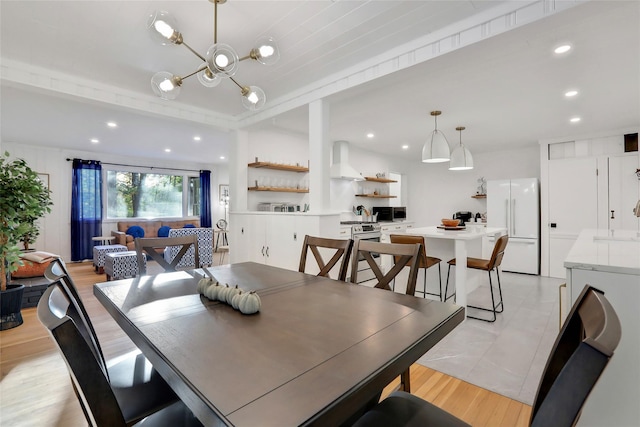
408;226;505;240
564;229;640;275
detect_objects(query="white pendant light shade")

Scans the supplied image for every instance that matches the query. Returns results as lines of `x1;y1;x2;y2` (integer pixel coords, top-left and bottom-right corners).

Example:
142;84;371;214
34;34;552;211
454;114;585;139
252;36;280;65
151;71;181;100
241;86;266;111
422;111;450;163
206;43;239;78
197;63;221;88
449;126;474;170
147;10;181;45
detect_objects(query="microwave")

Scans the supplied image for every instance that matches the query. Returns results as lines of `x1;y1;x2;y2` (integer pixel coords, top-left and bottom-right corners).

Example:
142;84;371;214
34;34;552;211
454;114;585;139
372;206;406;222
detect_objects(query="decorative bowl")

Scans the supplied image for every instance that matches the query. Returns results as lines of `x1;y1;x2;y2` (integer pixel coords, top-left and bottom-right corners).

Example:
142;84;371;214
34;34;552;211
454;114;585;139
441;218;461;227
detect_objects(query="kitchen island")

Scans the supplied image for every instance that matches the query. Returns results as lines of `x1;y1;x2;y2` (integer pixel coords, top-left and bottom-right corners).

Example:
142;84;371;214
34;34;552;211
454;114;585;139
406;226;506;308
564;229;640;427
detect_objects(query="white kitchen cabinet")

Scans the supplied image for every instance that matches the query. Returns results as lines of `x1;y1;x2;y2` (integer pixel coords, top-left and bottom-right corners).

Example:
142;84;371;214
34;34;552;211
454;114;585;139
229;212;339;271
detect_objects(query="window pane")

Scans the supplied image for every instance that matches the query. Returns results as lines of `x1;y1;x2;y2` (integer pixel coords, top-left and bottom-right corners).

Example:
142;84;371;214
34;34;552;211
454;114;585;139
106;171;184;218
188;176;200;216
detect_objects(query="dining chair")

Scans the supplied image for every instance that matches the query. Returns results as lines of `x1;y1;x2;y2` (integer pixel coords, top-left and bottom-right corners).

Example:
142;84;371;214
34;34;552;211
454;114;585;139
444;234;509;322
298;235;354;281
353;284;621;427
37;282;203;427
45;259;181;422
389;234;442;300
350;239;421;392
135;235;199;275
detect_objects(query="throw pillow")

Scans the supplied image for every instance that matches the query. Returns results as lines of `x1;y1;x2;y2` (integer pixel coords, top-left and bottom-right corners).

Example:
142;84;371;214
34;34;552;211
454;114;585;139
126;225;145;238
183;224;196;228
158;225;171;238
12;259;53;278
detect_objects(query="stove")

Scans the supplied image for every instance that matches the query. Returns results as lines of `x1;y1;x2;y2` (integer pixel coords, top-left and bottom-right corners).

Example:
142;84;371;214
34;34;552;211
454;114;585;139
340;221;381;238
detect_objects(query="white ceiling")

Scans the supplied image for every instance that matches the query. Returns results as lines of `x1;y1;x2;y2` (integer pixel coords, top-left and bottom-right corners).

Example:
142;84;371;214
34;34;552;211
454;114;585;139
1;1;638;164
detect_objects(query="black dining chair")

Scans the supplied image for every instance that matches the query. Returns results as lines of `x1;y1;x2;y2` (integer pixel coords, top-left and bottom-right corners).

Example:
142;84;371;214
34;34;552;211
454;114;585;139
352;284;622;427
38;282;203;426
390;234;443;300
445;234;509;322
135;235;199;275
298;235;354;281
350;239;421;393
43;259;181;424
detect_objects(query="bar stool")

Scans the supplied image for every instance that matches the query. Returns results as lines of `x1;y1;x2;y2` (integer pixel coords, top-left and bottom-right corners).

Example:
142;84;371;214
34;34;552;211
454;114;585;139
445;234;509;322
390;234;443;301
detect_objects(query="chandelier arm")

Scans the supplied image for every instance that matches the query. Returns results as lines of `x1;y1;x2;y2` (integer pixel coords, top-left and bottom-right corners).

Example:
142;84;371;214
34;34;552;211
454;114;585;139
229;77;245;90
182;65;209;81
238;54;252;62
214;0;218;44
181;41;207;62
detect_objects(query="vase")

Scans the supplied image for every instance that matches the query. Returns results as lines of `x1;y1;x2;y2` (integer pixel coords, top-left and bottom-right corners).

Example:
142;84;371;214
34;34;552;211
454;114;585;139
1;284;25;330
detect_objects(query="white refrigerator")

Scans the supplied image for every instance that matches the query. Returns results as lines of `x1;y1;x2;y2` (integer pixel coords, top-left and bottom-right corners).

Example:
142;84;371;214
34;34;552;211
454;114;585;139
487;178;540;274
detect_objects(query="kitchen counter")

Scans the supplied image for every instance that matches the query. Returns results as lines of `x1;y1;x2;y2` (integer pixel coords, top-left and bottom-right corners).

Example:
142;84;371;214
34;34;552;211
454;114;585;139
564;229;640;426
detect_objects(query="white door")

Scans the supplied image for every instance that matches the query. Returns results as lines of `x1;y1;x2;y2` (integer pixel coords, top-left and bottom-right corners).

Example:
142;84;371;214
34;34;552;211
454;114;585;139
548;157;599;277
487;180;511;230
608;154;640;231
510;178;539;238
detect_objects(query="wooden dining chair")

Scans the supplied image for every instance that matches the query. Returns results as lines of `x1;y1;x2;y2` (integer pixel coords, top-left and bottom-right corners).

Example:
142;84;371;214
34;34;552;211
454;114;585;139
43;259;181;423
390;234;443;300
298;235;354;281
135;235;199;275
445;234;509;322
350;239;421;392
353;285;622;427
38;281;203;426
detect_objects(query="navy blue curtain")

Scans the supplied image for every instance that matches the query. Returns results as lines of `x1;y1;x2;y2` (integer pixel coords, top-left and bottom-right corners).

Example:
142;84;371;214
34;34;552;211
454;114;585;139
71;159;102;261
199;170;212;228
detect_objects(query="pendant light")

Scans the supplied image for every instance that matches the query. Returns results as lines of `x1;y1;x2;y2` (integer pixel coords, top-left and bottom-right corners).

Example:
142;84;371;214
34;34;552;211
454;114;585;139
449;126;474;170
422;111;450;163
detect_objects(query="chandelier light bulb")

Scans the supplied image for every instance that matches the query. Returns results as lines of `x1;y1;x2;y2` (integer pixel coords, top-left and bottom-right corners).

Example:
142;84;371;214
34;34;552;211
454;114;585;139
197;64;221;88
241;86;266;111
206;43;239;78
252;36;280;66
151;71;181;100
147;11;181;45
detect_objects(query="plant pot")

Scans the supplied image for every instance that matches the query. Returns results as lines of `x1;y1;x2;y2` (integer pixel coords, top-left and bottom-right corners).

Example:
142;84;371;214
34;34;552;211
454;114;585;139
1;284;25;330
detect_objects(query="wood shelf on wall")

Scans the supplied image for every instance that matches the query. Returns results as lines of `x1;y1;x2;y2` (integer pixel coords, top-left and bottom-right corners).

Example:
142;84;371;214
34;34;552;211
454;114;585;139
364;176;397;183
355;194;397;198
248;162;309;173
471;194;487;199
248;186;309;193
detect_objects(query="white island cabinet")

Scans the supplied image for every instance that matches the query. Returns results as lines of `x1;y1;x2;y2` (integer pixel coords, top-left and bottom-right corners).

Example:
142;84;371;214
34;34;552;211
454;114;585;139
229;212;340;271
564;229;640;427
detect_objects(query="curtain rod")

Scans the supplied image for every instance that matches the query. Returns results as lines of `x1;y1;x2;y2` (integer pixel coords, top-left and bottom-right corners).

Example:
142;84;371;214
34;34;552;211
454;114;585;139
66;158;209;173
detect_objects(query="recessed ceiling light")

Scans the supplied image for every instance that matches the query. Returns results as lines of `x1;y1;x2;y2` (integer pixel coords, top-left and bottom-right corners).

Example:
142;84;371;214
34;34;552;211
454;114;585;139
565;90;578;97
106;121;118;128
193;136;201;141
90;138;99;144
402;145;409;150
570;117;581;123
366;133;374;138
164;148;171;153
554;44;571;54
220;156;225;160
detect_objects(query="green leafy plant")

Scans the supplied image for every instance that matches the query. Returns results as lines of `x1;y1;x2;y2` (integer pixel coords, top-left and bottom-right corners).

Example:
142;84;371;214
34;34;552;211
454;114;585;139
0;151;53;291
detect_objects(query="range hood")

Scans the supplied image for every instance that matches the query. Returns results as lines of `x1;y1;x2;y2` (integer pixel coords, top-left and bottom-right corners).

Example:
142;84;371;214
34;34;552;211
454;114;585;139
330;141;364;181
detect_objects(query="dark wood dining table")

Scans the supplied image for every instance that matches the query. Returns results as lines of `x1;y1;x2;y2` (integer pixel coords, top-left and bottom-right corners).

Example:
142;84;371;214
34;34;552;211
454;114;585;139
94;262;464;426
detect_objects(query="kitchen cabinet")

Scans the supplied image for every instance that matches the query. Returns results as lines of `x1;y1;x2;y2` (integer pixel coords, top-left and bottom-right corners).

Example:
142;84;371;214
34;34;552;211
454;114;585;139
229;212;339;271
564;229;640;426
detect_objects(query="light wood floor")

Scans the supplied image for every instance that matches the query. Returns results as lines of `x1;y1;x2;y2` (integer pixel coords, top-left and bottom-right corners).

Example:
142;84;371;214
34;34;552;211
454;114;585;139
0;262;532;426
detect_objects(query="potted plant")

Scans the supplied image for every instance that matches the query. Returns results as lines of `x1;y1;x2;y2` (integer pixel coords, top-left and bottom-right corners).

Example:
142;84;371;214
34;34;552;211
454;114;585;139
0;151;52;330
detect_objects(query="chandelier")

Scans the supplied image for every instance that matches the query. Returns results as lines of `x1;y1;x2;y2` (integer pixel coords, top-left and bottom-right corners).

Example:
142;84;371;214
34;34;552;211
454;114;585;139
147;0;280;111
421;110;450;163
449;126;474;170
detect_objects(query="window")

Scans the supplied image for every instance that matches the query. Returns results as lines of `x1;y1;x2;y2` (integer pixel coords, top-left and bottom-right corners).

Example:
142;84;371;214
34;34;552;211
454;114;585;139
105;169;199;219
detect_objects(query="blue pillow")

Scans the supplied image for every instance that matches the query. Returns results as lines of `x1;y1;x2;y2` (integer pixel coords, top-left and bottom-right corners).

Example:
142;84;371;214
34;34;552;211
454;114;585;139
158;226;171;238
126;225;145;238
183;224;196;228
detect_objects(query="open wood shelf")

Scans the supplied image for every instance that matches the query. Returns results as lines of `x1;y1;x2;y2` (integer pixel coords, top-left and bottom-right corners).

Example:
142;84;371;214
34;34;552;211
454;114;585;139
248;186;309;193
355;194;397;198
248;162;309;173
364;176;397;183
471;194;487;199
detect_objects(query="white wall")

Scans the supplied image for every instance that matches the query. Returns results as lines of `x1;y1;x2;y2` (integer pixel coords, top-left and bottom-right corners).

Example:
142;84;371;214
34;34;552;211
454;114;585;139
3;142;226;261
408;145;540;227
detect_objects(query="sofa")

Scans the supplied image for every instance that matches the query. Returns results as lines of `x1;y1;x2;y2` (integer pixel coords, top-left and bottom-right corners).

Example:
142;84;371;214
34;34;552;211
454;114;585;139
111;219;200;250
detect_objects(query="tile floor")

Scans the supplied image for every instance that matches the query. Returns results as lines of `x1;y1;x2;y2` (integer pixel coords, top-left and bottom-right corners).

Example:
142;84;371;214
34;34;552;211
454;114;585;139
416;271;565;405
